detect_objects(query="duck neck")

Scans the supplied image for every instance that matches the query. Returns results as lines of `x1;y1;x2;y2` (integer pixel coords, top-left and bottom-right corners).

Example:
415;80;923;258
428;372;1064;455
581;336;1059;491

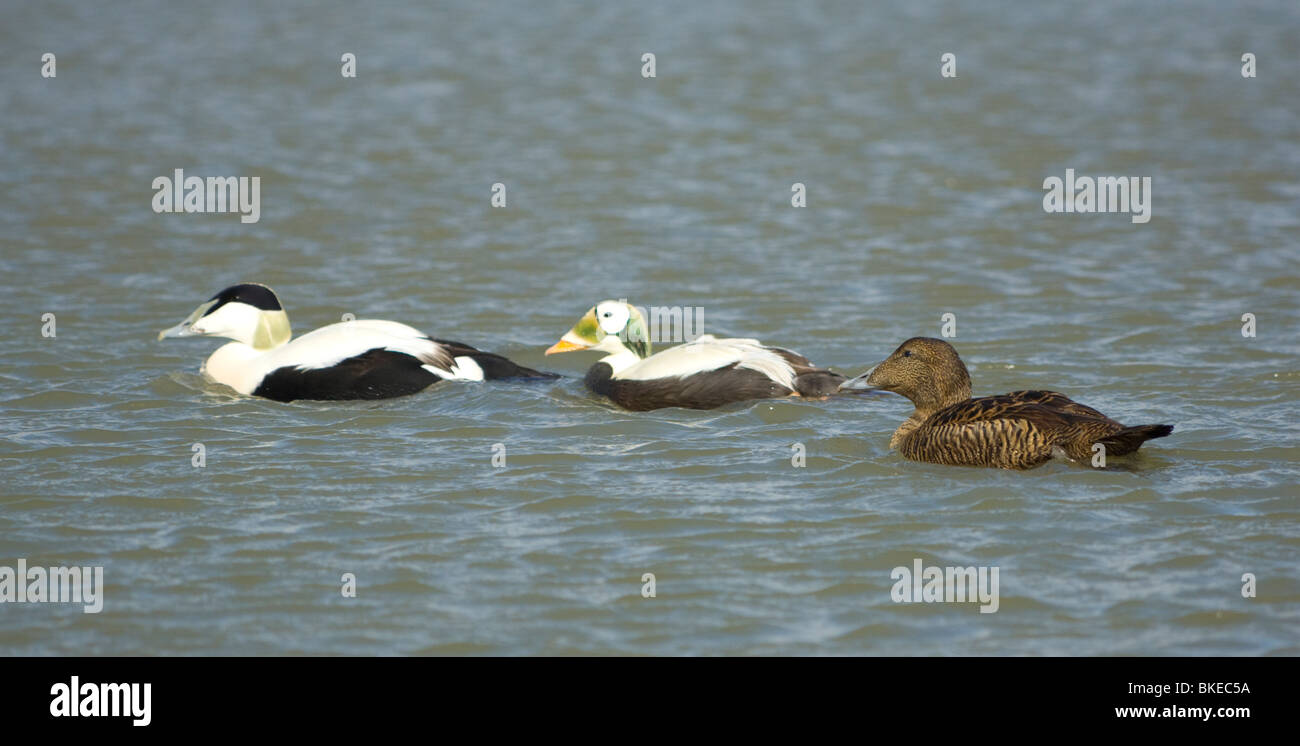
599;347;642;376
912;376;971;415
890;411;928;450
251;310;292;350
589;334;644;376
892;383;971;450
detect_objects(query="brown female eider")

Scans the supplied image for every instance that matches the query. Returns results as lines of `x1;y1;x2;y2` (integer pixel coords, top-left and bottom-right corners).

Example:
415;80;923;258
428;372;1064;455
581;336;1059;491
851;337;1173;469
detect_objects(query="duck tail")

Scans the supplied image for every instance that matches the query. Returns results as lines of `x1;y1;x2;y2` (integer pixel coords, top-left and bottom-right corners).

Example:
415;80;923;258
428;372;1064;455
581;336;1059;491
1099;424;1174;455
835;364;881;393
434;339;559;381
467;352;559;380
789;371;844;398
795;371;888;399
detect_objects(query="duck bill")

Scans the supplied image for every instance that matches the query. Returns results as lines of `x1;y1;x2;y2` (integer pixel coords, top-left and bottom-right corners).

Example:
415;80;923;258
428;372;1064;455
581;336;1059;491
157;321;197;340
545;338;589;356
837;363;884;392
157;301;214;341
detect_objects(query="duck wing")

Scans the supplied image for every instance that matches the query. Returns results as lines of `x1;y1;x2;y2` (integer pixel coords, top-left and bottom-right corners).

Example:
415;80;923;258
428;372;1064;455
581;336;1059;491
279;320;457;372
907;395;1129;469
1000;390;1119;423
923;395;1079;429
615;335;798;389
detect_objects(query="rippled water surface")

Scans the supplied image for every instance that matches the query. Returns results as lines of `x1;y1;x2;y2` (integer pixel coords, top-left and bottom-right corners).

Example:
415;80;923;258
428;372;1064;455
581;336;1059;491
2;0;1298;655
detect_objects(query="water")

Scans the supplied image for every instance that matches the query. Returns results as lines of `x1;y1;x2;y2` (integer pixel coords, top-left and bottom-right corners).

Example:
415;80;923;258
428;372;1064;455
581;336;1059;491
1;0;1297;655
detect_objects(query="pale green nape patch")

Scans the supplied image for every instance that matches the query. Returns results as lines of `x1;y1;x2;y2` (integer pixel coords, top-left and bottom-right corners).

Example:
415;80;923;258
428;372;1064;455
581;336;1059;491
622;308;651;359
252;310;292;349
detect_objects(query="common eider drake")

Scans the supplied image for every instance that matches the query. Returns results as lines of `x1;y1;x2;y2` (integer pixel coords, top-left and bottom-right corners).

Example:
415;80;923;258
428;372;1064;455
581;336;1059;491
159;283;553;402
544;300;846;411
849;337;1173;469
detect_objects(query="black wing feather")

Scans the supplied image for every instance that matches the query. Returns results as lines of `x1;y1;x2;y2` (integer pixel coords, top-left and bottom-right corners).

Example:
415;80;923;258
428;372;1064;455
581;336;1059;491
253;348;439;402
586;362;792;411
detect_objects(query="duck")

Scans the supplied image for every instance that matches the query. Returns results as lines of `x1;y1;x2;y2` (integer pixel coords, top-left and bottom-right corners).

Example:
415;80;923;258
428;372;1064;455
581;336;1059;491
543;299;847;411
159;283;554;402
850;337;1173;469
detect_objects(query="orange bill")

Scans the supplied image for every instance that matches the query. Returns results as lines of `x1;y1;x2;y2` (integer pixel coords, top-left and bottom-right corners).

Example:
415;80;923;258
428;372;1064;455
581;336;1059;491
545;339;589;355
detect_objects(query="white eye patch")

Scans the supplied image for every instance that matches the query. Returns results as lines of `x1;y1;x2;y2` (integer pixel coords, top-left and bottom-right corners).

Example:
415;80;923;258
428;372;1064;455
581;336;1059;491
595;302;630;334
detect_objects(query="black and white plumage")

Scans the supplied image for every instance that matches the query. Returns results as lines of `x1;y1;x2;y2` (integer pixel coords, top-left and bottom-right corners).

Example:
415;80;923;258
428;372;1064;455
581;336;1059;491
159;283;553;402
545;300;846;411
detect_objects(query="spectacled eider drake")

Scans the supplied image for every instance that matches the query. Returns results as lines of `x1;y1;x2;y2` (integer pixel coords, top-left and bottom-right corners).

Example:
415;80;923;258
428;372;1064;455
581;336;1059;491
848;337;1173;469
543;300;846;411
159;283;554;402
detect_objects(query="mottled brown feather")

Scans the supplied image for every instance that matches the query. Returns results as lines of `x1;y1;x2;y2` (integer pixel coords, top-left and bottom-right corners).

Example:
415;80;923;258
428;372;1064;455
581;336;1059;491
865;338;1172;469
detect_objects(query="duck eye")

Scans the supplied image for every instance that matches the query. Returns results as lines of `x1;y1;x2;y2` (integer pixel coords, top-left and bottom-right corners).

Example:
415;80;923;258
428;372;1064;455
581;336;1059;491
602;312;611;318
903;350;912;357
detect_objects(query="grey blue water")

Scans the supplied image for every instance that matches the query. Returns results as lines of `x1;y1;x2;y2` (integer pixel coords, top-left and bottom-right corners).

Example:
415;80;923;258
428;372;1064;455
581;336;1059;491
1;0;1297;654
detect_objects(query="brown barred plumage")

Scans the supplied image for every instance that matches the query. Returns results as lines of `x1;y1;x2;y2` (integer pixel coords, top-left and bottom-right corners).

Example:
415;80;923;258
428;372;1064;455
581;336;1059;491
864;338;1173;469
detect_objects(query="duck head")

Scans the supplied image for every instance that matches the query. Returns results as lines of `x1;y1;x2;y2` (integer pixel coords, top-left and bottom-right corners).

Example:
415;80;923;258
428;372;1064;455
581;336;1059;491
863;337;972;412
159;283;291;350
545;300;651;360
